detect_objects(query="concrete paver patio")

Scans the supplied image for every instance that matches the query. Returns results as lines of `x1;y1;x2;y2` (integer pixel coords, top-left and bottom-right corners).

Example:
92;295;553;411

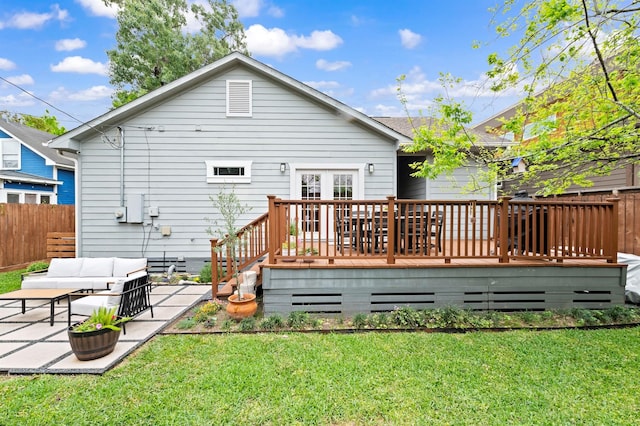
0;285;210;375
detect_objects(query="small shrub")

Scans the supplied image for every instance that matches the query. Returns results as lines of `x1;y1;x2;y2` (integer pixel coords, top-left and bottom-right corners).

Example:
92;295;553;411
203;318;217;328
260;314;285;330
352;313;368;329
26;261;49;272
192;300;223;323
367;312;390;329
569;308;600;326
176;318;197;330
606;306;639;323
199;263;212;283
287;311;310;329
221;319;235;331
518;311;541;325
238;317;256;331
391;306;421;328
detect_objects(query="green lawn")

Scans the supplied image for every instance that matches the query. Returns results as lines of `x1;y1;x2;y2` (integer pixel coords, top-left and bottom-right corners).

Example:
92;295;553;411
0;269;22;294
1;329;640;425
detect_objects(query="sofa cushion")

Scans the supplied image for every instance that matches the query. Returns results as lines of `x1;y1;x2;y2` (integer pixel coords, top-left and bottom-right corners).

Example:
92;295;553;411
107;279;126;306
113;258;147;277
21;278;61;289
71;292;116;317
47;258;83;278
79;257;115;277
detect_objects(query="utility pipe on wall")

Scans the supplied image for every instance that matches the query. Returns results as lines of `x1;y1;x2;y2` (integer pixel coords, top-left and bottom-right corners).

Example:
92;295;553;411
118;126;125;207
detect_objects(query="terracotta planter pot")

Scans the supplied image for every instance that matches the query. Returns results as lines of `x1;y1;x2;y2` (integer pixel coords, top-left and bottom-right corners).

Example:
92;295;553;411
68;325;121;361
226;293;258;320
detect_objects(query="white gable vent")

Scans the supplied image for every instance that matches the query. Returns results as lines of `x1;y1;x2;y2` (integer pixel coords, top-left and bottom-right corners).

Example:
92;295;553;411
226;80;252;117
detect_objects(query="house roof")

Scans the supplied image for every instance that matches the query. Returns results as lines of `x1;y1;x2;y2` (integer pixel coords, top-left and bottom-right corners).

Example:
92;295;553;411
373;116;507;147
50;52;411;150
0;119;75;168
0;170;62;185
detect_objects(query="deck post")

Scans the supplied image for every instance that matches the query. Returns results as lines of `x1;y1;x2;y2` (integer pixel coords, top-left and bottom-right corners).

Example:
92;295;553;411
386;195;396;264
499;196;512;263
605;197;620;263
267;195;277;264
210;238;219;299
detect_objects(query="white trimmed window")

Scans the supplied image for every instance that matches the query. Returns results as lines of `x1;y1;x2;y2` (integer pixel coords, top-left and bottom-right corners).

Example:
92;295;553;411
226;80;252;117
1;139;20;169
205;160;252;184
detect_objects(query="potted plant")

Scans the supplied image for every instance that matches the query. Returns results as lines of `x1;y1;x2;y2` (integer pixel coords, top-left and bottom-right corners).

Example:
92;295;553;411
281;220;299;260
67;306;130;361
281;239;297;259
300;247;318;262
207;188;258;320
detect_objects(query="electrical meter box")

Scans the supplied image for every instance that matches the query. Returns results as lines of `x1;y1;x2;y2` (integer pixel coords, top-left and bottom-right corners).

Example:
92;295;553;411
127;193;145;224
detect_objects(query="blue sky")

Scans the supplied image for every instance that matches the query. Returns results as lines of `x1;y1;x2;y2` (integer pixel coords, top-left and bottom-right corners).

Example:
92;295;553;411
0;0;524;130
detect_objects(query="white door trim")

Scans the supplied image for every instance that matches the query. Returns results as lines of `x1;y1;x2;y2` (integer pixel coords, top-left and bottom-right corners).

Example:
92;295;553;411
288;163;365;199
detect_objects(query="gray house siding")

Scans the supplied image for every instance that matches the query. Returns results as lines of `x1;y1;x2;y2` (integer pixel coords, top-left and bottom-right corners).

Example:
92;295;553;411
73;63;399;268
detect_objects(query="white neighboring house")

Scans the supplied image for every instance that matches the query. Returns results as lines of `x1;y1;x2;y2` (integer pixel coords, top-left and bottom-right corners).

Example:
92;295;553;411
49;53;411;270
0;120;75;204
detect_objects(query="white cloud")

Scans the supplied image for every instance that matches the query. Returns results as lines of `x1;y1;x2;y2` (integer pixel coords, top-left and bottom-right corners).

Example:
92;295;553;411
75;0;118;18
245;25;297;57
316;59;351;72
0;58;16;70
268;6;284;18
232;0;262;17
246;25;342;57
6;74;35;86
0;93;34;107
49;85;113;102
399;29;422;49
50;56;109;75
368;65;528;118
295;30;342;50
0;4;69;30
55;38;87;51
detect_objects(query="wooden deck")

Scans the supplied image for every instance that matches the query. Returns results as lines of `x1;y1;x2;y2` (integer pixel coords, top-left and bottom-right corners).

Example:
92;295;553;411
212;197;627;315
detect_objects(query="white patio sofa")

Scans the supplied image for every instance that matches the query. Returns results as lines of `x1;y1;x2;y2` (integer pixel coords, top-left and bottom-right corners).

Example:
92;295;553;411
21;257;147;291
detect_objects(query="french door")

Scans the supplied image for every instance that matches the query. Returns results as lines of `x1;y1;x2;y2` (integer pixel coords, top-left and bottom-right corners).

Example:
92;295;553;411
295;169;359;239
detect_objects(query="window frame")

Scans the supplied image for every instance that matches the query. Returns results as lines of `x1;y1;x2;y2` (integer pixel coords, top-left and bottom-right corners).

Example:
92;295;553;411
0;139;21;170
205;160;253;184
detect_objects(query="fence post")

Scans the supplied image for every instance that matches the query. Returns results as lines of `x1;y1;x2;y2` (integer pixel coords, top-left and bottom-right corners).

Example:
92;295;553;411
210;239;219;298
499;196;512;263
606;197;620;263
267;195;277;264
386;195;396;264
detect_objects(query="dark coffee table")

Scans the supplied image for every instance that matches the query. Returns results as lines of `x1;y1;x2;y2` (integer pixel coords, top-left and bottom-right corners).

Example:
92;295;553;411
0;288;77;326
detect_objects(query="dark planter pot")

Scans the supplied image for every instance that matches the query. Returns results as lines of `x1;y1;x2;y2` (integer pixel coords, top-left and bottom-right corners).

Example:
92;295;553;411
68;324;121;361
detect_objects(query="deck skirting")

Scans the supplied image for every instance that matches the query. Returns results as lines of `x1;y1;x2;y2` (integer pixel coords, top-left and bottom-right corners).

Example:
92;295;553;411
262;265;627;315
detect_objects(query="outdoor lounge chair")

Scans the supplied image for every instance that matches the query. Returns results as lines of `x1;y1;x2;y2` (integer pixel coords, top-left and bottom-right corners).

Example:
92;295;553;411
70;272;153;334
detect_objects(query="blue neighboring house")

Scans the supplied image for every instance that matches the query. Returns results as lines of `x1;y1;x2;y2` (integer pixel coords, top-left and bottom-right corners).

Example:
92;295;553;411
0;119;75;204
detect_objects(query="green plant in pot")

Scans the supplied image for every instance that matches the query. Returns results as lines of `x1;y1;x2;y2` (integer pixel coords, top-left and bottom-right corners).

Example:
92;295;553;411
207;187;257;320
68;306;130;361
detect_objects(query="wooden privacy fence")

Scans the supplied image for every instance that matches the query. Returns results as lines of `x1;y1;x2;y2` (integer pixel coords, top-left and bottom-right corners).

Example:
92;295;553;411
0;203;75;270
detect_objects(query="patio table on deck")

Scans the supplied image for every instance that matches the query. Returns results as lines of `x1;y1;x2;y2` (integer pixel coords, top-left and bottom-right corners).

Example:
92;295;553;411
0;288;77;326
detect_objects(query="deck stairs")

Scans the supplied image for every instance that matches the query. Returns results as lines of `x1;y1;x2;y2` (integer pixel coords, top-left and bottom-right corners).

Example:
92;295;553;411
216;259;265;300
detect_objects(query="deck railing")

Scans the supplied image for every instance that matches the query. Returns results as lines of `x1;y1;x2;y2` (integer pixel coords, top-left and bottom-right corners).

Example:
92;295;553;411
209;196;619;293
210;212;269;297
267;195;619;265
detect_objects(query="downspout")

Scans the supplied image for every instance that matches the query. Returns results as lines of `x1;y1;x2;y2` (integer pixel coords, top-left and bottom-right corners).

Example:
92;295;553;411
118;126;125;207
59;150;81;256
